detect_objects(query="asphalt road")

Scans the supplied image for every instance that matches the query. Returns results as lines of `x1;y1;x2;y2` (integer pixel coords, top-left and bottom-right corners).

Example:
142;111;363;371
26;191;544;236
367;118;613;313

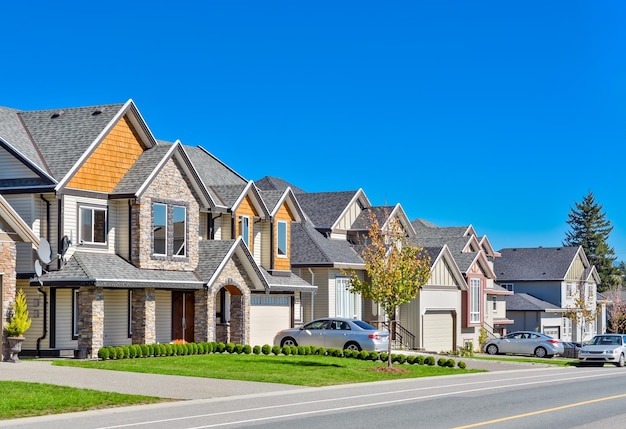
4;364;626;428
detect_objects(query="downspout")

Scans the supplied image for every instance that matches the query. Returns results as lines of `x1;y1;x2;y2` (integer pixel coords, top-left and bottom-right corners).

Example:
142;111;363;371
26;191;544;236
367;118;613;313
230;211;235;239
308;268;315;322
57;195;63;270
269;220;274;270
35;287;47;359
128;200;133;262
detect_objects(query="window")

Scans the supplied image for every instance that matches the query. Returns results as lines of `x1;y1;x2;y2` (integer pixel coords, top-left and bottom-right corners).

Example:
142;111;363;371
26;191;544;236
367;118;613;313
72;289;79;339
239;216;250;246
492;296;497;312
502;283;514;292
336;276;359;318
79;206;107;245
173;205;186;257
152;203;167;255
470;278;481;323
277;221;287;256
567;283;577;298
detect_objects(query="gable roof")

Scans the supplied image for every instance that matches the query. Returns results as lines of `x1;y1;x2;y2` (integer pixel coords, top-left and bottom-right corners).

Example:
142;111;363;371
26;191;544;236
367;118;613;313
255;176;306;194
351;204;416;237
290;222;364;268
296;189;370;231
504;293;565;312
258;187;305;221
423;245;467;290
494;246;584;281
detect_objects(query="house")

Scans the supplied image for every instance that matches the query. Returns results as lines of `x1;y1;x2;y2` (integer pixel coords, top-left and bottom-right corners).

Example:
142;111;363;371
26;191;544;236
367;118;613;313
494;246;602;342
412;219;513;349
257;178;467;352
503;293;566;334
0;194;39;361
0;100;314;358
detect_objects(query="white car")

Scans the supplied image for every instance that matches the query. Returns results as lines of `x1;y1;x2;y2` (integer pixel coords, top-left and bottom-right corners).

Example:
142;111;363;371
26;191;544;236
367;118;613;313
578;334;626;367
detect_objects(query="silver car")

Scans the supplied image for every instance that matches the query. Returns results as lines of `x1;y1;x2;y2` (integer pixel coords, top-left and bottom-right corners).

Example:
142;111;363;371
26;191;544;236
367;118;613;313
578;334;626;367
273;318;389;352
482;331;564;358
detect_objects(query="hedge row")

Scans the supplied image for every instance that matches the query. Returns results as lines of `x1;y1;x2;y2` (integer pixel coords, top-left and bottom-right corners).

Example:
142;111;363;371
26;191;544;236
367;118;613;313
96;342;466;369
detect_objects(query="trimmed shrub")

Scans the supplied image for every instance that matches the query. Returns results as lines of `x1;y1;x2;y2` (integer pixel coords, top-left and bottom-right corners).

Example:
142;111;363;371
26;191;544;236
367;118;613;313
445;358;456;368
424;356;436;366
358;350;370;360
253;345;261;355
343;349;354;358
437;357;447;367
116;346;126;359
395;354;406;364
234;343;244;354
140;344;149;357
416;355;425;365
380;352;388;362
225;342;235;354
316;347;326;356
98;347;110;360
297;346;307;355
289;346;298;355
107;346;117;360
271;346;281;356
262;344;271;355
243;344;252;354
216;342;226;353
457;361;467;369
282;346;291;355
309;346;318;355
368;351;379;361
164;344;173;356
302;346;312;355
189;343;198;355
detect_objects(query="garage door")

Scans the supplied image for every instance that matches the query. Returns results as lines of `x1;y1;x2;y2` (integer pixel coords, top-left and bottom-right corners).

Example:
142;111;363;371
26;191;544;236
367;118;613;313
423;311;454;352
249;295;291;347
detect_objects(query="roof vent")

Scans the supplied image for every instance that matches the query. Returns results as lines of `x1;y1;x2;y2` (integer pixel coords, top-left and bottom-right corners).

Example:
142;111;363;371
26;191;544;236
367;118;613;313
50;110;64;119
92;108;103;116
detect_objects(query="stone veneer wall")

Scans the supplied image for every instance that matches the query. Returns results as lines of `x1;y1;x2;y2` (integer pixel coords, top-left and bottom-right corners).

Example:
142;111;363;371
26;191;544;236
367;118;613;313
78;286;104;358
133;158;200;271
131;289;156;345
1;240;17;361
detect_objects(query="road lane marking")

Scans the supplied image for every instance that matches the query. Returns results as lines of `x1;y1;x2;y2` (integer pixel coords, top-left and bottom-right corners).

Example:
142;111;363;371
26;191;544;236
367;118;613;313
97;370;624;428
452;393;626;428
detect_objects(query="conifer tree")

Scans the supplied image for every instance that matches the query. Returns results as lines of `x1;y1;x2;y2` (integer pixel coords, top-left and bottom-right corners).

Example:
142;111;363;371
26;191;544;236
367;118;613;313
563;191;619;291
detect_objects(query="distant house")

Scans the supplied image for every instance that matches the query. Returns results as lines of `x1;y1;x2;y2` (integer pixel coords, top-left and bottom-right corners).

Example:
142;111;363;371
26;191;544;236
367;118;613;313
504;293;565;335
494;246;602;342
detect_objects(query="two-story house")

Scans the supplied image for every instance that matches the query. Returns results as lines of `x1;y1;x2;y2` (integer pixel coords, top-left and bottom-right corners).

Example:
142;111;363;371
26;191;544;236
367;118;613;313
494;246;602;342
0;100;314;358
412;219;513;349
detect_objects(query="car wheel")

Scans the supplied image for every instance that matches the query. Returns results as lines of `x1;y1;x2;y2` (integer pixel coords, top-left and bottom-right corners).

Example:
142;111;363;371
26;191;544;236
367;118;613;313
344;341;361;352
486;344;498;355
616;354;625;368
280;337;298;347
534;347;547;358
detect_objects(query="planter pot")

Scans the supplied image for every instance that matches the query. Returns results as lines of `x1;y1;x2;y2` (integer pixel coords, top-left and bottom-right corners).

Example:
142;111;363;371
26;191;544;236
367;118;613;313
6;337;25;363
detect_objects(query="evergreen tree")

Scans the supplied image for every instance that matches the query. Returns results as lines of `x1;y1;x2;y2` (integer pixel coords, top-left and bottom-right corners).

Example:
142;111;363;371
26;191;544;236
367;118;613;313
563;191;619;291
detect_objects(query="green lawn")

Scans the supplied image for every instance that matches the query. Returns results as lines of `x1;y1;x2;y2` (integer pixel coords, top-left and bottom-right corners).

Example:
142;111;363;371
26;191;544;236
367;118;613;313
471;355;578;366
0;381;162;420
53;353;482;386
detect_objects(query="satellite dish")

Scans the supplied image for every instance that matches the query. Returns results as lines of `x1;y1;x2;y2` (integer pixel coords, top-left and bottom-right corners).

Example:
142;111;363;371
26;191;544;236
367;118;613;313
38;238;52;264
34;260;43;277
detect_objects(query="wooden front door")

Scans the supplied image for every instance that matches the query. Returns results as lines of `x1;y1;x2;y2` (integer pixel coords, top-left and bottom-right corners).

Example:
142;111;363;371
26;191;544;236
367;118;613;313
172;291;194;343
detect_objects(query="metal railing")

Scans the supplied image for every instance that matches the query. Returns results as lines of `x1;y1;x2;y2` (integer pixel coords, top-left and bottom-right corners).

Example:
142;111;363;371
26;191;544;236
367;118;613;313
383;320;416;350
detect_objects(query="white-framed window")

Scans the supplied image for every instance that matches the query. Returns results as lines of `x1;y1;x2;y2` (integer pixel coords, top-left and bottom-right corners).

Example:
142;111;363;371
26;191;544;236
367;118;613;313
470;278;481;323
239;216;250;247
79;206;107;245
277;221;287;257
492;296;497;312
152;203;167;256
335;276;359;318
566;283;577;298
173;205;186;257
72;289;79;339
502;283;514;292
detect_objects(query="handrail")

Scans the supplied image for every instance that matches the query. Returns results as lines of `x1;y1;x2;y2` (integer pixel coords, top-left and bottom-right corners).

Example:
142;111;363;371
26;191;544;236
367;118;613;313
383;320;416;350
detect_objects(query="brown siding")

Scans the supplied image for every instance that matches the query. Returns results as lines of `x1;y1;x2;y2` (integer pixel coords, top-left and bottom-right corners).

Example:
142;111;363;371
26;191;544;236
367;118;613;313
67;116;145;192
235;196;258;252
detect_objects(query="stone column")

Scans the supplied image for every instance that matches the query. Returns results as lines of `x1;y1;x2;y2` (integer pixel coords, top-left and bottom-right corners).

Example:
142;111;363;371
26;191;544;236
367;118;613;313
78;286;104;359
230;294;244;345
132;289;156;344
194;288;214;343
1;241;17;362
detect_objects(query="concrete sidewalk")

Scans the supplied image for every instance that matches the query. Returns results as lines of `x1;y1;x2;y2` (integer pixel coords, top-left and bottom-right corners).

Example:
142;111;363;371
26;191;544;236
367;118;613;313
0;360;305;400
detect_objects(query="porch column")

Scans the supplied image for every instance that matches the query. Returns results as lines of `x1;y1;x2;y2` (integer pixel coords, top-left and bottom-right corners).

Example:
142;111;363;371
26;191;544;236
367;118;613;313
1;241;17;362
78;286;104;359
194;288;214;342
131;288;156;344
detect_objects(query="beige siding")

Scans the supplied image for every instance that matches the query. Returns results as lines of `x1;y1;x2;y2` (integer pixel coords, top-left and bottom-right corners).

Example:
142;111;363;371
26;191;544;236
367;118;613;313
199;212;208;240
335;198;363;231
260;221;271;268
428;258;459;287
566;254;586;281
112;200;130;260
4;194;35;228
155;290;172;344
63;195;116;254
55;289;77;349
21;282;47;349
0;149;40;179
253;222;262;265
103;289;131;346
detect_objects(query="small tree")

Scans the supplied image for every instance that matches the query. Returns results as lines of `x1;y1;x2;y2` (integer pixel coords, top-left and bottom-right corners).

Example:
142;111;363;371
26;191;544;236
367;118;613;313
564;283;596;342
345;213;431;367
5;289;32;338
606;287;626;334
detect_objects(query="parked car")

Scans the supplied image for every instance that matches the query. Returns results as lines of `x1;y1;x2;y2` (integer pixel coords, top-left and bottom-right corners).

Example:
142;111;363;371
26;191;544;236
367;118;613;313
273;318;389;352
482;331;564;358
562;342;582;358
578;334;626;367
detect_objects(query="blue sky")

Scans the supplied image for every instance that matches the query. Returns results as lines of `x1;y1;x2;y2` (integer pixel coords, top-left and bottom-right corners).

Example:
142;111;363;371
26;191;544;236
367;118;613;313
2;1;626;261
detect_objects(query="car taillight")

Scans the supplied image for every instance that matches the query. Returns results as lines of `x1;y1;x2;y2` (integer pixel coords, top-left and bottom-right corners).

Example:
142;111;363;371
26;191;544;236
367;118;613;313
548;339;559;344
369;333;381;340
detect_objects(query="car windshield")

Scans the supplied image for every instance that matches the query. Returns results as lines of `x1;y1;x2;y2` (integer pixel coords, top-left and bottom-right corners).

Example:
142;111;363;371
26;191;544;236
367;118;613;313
589;336;623;346
352;320;377;330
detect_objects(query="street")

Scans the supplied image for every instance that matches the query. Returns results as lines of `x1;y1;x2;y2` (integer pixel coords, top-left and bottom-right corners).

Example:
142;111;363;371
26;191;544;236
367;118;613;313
3;365;626;428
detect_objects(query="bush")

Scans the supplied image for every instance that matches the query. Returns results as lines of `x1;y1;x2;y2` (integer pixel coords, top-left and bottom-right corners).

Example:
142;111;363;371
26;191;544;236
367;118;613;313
415;355;425;365
262;344;271;355
328;348;342;357
290;346;298;355
380;352;388;362
140;344;150;357
225;342;235;353
437;358;447;367
190;343;199;355
165;344;173;356
98;347;110;360
424;356;436;366
309;346;318;355
445;358;456;368
281;346;291;355
243;344;252;354
358;350;369;360
368;351;379;361
216;342;226;353
316;347;326;356
395;354;406;364
107;346;117;359
297;346;306;355
457;361;467;369
406;355;416;365
253;345;261;355
234;344;244;354
271;346;281;356
343;349;354;358
116;346;126;359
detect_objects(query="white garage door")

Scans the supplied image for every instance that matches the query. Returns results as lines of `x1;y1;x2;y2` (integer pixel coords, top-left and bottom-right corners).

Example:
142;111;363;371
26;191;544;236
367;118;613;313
249;295;290;347
423;311;454;352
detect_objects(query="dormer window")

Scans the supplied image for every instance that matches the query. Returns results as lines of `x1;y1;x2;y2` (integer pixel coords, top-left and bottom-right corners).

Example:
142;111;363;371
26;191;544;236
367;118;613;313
277;220;287;257
79;205;107;245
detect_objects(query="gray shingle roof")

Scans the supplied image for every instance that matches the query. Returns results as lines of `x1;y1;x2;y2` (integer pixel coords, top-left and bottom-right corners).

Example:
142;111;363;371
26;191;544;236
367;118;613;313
504;293;563;311
296;191;359;229
18;103;125;180
184;146;247;187
351;206;394;230
255;176;306;194
195;240;240;282
260;268;316;292
412;219;469;240
0;106;47;174
209;184;247;207
494;247;581;281
39;251;202;288
258;190;284;213
291;222;364;266
114;144;173;194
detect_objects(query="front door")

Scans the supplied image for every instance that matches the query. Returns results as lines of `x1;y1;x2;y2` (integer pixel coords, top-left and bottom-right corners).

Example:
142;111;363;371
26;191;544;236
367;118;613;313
172;291;194;343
